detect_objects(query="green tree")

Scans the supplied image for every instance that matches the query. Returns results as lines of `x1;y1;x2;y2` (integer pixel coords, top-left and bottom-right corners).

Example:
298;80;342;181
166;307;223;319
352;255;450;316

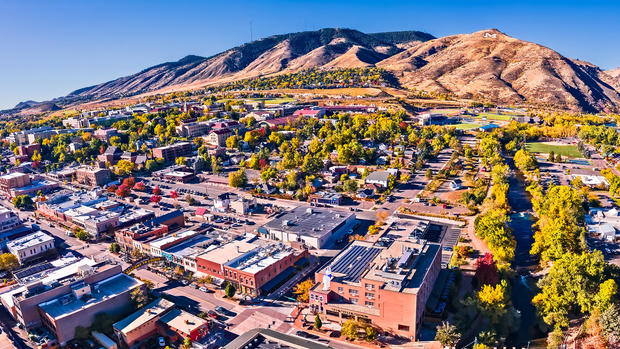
11;195;34;210
109;243;120;254
74;229;91;241
513;149;537;172
600;303;620;340
225;282;236;298
292;279;314;303
343;179;359;193
425;168;433;180
182;337;192;349
365;326;377;342
314;314;322;330
435;321;461;347
548;151;555;162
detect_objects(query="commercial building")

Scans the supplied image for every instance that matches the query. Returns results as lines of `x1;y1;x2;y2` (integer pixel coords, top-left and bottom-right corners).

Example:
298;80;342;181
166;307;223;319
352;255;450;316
113;298;175;347
0;259;139;343
152;142;193;162
114;210;186;252
147;230;198;257
161;234;214;270
195;240;308;296
7;231;55;264
113;298;209;348
258;207;356;249
309;240;441;341
38;270;143;346
76;166;112;187
225;328;331;349
0;172;31;193
0;206;26;248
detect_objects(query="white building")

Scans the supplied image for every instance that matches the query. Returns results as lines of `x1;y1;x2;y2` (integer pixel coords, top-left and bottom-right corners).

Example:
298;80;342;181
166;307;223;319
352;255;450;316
7;231;55;264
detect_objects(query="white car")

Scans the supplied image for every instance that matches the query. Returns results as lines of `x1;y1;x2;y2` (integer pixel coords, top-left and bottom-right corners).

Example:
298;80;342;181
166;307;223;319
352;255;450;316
158;337;166;347
199;286;208;292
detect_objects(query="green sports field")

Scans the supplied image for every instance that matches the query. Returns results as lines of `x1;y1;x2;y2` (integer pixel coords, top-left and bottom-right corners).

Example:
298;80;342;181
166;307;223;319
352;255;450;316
525;142;582;158
452;123;481;130
476;113;513;121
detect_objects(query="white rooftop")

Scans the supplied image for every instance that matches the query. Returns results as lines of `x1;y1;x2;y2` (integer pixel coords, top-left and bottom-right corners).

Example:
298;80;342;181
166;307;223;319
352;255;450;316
7;231;54;250
149;230;198;249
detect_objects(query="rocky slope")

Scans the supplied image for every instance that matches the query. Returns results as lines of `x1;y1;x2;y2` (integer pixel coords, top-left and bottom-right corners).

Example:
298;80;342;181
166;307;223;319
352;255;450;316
378;29;620;112
64;28;433;102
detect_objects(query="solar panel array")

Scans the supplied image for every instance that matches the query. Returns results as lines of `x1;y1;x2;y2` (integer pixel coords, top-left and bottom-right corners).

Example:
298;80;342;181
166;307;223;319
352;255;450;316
331;245;382;283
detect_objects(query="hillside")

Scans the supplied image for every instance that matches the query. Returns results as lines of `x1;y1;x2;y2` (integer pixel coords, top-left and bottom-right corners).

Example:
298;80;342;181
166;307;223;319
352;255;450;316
63;28;434;102
6;27;620;113
378;29;620;112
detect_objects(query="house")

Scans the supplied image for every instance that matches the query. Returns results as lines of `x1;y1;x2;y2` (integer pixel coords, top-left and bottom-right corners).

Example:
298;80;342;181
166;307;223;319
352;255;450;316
97;146;123;164
365;171;391;188
293;108;325;118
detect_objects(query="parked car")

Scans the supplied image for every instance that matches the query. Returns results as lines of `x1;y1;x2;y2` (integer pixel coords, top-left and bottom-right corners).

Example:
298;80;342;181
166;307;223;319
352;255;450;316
199;286;208;292
207;310;218;319
158;337;166;347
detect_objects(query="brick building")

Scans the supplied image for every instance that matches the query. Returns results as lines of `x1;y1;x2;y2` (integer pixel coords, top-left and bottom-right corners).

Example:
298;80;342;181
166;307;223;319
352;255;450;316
152;142;192;162
76;167;111;187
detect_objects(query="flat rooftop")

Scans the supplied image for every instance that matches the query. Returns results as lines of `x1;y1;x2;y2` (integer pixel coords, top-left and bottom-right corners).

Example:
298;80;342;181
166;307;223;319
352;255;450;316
38;273;142;320
163;234;213;259
149;230;198;249
197;240;256;265
113;298;174;335
224;328;331;349
158;308;206;335
7;231;54;250
226;243;293;275
261;206;354;238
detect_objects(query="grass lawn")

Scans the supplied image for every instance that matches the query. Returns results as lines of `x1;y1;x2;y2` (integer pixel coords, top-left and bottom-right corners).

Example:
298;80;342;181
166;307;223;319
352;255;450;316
452;123;481;130
476;113;513;121
525;142;582;158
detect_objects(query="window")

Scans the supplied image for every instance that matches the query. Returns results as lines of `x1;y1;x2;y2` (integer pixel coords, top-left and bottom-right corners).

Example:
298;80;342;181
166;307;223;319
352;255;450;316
337;287;343;294
365;301;374;307
366;284;375;290
349;289;358;296
319;296;324;302
365;292;374;299
398;324;410;331
351;298;358;304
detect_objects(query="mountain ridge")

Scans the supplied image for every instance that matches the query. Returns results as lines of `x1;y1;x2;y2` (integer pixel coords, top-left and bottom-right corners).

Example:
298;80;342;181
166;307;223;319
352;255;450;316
6;27;620;113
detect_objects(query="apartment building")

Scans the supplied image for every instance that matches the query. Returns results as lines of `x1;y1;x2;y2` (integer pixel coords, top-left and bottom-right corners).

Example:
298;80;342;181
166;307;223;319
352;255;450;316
76;167;112;187
152;142;193;162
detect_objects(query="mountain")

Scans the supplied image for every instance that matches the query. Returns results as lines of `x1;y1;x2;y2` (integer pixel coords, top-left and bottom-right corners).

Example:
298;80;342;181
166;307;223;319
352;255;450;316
378;29;620;112
65;28;434;102
9;27;620;113
14;100;39;109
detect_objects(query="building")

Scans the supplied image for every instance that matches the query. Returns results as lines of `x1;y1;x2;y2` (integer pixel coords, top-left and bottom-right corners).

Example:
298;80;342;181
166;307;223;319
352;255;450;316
158;308;209;342
175;122;210;138
309;191;343;206
62;116;91;129
258;207;356;249
0;260;138;341
161;234;214;270
205;129;233;147
76;167;112;187
7;231;55;264
364;171;391;188
17;144;41;157
418;113;448;126
0;206;26;248
38;270;143;346
153;142;193;162
113;298;175;347
98;146;123;164
147;230;198;257
195;241;308;296
94;128;119;142
113;298;208;348
293;108;325;118
309;240;441;341
0;172;31;193
225;328;332;349
114;210;185;252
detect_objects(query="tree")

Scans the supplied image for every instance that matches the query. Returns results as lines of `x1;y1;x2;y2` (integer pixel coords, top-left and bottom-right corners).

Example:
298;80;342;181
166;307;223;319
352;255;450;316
109;243;120;254
130;287;149;309
548;151;555;162
533;251;613;328
170;190;179;199
343;179;359;193
514;149;537;172
150;195;162;203
293;279;314;303
341;320;360;340
133;181;146;191
314;314;322;330
425;168;433;180
365;326;377;342
175;157;187;166
435;321;461;347
185;194;197;205
115;184;131;198
477;280;509;326
260;167;277;183
122;177;136;188
600;303;620;342
0;253;19;271
229;168;248;188
152;186;162;195
11;195;34;210
74;229;91;241
225;282;236;298
555;153;562;163
182;337;192;349
474;253;499;287
115;160;135;176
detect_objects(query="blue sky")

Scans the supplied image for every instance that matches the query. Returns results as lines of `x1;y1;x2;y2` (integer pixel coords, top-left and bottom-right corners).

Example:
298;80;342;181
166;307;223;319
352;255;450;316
1;0;619;109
